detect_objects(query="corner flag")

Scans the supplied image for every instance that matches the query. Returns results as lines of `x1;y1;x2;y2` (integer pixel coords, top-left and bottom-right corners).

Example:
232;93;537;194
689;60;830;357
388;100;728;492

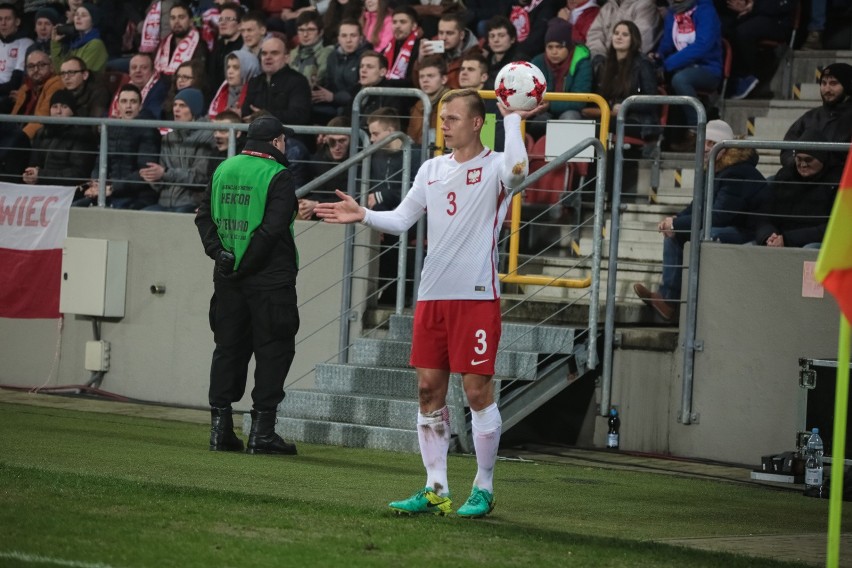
815;144;852;321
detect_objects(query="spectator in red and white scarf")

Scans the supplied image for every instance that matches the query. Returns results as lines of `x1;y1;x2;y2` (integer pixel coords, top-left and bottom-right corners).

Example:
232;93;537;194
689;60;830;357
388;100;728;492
382;5;421;85
209;49;260;118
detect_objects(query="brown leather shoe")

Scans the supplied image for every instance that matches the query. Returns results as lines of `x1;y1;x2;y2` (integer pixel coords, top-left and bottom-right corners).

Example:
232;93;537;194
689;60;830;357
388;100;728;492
633;283;676;321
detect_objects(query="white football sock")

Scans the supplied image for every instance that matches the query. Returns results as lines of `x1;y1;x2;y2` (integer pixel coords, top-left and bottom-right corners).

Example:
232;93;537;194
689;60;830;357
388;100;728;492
417;406;450;496
471;402;502;493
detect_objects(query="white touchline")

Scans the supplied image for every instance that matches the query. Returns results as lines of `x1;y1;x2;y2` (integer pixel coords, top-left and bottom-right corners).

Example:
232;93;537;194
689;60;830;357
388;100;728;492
0;551;116;568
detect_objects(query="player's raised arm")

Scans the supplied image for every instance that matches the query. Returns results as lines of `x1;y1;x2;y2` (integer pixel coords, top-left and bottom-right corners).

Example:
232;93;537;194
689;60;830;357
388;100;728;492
496;102;547;191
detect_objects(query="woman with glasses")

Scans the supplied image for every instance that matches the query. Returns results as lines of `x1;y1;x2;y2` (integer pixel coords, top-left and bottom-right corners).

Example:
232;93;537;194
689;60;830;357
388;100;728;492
50;3;108;73
162;59;209;121
290;11;334;88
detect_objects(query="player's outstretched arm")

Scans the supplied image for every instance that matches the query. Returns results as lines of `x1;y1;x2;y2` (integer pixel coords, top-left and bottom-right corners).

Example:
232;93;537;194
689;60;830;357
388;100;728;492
314;190;366;224
497;101;549;121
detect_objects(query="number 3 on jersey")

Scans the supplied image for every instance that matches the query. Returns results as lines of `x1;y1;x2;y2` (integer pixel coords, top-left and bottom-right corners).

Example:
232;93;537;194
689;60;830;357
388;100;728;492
446;191;456;216
474;329;487;355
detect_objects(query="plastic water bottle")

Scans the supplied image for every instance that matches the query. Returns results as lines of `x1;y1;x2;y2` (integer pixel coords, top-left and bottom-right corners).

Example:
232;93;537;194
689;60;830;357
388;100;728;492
804;428;824;497
607;408;620;449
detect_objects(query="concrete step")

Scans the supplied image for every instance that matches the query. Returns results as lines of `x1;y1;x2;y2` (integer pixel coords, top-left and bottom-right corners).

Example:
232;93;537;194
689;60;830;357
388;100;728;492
280;389;417;430
242;415;421;453
315;363;418;398
350;337;541;380
387;313;578;354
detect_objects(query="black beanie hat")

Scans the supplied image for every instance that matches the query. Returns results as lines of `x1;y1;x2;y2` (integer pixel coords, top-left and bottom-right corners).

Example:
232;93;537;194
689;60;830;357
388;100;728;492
820;63;852;94
794;129;831;165
50;89;78;114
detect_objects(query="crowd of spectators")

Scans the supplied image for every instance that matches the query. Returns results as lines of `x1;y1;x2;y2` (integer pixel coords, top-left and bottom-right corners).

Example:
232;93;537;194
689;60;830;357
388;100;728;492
0;0;848;259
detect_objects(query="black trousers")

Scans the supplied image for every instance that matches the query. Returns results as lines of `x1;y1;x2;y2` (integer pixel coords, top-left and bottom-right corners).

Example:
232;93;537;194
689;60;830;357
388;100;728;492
208;283;300;412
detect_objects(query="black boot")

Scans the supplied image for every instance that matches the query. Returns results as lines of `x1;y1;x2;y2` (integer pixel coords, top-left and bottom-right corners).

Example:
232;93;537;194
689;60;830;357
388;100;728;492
209;406;244;452
246;410;297;455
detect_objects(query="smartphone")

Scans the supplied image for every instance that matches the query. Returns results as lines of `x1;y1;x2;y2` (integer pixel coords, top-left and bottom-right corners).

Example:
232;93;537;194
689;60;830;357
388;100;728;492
426;40;445;54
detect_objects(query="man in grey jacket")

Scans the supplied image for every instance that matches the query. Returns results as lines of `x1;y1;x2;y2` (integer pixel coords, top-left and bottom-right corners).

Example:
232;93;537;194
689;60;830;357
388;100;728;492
142;87;214;212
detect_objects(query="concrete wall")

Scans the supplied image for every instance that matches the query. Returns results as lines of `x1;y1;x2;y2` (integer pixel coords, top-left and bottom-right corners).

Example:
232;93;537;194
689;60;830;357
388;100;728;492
605;243;839;465
0;208;349;411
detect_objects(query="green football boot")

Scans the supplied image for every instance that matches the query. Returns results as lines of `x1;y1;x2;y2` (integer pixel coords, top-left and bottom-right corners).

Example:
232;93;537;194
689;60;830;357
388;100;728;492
388;487;452;516
456;486;494;518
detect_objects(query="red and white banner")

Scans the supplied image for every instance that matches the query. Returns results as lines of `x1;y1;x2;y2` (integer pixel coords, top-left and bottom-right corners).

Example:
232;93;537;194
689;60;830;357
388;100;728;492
0;183;75;319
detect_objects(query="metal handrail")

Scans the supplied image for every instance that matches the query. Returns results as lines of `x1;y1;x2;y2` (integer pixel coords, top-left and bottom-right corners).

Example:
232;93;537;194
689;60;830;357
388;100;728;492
676;138;851;424
604;94;707;419
0;113;364;207
297;131;413;362
350;87;432;308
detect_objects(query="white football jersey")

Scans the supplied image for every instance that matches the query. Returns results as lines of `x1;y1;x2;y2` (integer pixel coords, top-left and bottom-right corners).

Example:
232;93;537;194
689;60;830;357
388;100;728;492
0;36;33;84
363;113;528;300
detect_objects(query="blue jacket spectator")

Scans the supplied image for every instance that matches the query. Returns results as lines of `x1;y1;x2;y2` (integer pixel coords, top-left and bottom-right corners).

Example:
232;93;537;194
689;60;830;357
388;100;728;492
655;0;722;131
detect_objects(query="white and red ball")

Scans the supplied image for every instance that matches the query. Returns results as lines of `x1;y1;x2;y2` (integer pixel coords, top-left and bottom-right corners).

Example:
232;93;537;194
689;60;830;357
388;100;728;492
494;61;547;111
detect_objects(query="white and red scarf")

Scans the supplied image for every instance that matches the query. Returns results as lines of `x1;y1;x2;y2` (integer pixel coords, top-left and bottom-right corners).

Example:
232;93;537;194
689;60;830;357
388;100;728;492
383;31;418;80
208;81;248;118
673;8;697;51
140;1;161;53
509;0;546;43
155;28;200;75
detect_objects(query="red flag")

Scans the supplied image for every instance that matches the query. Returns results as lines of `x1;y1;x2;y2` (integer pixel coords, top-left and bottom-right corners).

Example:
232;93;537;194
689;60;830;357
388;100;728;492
0;184;74;319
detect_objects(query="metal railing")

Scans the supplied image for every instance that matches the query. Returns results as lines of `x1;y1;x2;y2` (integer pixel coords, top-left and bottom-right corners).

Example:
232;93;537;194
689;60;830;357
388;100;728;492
603;94;708;418
670;138;851;425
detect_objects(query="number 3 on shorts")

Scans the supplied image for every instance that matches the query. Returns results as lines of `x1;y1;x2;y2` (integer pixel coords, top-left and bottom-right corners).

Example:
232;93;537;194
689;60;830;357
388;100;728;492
474;329;487;355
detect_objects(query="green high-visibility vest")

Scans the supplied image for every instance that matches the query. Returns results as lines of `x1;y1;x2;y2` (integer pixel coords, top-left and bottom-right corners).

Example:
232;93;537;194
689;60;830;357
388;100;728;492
210;153;286;270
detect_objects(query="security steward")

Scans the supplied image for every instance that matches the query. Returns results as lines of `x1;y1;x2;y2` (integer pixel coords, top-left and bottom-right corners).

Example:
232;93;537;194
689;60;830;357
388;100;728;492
195;115;300;455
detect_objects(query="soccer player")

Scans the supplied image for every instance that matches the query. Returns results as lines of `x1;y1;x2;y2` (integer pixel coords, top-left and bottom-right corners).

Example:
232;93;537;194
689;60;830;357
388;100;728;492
314;89;544;518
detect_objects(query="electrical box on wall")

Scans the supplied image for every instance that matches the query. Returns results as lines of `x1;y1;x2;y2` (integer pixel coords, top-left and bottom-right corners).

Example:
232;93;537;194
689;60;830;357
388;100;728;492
59;238;128;317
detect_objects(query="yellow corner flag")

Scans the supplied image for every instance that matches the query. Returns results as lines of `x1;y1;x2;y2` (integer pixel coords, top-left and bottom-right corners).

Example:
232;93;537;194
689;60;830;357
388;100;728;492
816;144;852;321
814;143;852;568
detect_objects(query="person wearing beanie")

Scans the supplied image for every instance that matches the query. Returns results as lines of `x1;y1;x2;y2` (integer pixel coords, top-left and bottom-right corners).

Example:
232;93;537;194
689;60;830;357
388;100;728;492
174;86;205;119
50;2;108;72
634;119;767;320
781;62;852;167
21;88;97;189
755;128;842;248
140;87;215;212
195;114;301;456
528;17;592;136
545;18;573;46
26;7;61;58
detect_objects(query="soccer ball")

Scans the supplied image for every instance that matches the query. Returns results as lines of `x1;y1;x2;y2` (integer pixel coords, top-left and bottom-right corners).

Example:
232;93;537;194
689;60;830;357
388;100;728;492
494;61;547;111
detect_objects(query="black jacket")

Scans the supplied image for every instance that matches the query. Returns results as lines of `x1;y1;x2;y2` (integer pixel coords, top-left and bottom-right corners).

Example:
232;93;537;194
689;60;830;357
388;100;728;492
324;40;373;109
196;140;299;289
672;148;767;242
30;124;98;187
753;161;841;247
92;115;161;201
242;66;312;126
781;99;852;167
369;145;422;211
